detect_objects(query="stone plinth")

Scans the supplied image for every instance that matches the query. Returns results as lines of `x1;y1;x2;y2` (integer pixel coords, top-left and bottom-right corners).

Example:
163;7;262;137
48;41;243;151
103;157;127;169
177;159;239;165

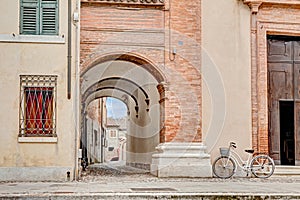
0;167;73;182
150;143;212;177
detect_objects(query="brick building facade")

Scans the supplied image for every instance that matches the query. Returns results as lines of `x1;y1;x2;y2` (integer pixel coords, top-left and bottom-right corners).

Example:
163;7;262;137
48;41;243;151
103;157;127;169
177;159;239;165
80;0;300;177
80;0;211;177
80;0;202;142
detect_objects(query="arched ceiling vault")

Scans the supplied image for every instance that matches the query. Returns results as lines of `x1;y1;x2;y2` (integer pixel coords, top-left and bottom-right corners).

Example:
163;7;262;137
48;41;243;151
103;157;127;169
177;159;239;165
83;77;150;118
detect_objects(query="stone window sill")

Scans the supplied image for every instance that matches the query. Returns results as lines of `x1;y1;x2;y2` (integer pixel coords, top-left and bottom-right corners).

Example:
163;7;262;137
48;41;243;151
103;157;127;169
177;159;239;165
0;34;65;44
18;137;58;143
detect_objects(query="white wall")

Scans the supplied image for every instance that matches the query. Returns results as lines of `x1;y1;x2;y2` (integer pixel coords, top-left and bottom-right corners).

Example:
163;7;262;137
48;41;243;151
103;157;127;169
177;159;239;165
202;0;252;159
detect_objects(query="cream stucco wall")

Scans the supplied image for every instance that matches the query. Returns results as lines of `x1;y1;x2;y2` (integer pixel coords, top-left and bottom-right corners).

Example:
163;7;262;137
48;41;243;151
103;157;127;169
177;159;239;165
0;0;79;181
202;0;252;159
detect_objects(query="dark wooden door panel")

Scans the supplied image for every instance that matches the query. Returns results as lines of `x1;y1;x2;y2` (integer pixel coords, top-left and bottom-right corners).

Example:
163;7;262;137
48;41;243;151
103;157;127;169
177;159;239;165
295;45;300;164
294;41;300;62
295;101;300;162
269;101;280;161
268;39;293;62
295;64;300;100
268;63;293;100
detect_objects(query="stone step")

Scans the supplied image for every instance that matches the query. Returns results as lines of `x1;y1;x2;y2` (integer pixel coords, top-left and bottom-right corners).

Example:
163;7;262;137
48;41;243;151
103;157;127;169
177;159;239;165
274;165;300;176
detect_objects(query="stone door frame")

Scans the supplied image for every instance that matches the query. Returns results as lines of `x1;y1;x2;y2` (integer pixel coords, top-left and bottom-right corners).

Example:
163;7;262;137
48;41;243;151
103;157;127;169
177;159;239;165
244;1;300;158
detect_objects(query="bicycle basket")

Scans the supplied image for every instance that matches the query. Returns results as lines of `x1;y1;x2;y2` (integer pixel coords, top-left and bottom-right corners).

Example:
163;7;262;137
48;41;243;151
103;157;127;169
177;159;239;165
219;148;229;156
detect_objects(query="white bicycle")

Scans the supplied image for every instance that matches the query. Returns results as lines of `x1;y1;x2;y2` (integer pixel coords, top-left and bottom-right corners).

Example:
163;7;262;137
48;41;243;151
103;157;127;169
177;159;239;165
212;142;275;179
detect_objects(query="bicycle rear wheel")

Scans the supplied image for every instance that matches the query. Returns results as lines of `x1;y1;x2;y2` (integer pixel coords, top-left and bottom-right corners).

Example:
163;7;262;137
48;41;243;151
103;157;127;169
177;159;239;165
250;155;275;178
212;156;236;178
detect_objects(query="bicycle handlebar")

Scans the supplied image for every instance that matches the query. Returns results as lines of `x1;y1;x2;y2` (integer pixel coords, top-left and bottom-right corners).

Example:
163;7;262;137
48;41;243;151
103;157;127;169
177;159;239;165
230;142;237;149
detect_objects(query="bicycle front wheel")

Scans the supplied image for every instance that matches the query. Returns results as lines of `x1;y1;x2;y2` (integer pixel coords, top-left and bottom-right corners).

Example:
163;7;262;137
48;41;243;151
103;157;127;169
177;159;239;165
250;155;275;178
212;156;236;179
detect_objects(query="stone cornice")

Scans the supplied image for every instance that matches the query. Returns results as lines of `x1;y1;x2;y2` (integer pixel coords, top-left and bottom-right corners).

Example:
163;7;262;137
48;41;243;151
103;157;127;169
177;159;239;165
243;0;300;4
81;0;165;6
243;1;262;14
242;0;300;13
243;0;300;6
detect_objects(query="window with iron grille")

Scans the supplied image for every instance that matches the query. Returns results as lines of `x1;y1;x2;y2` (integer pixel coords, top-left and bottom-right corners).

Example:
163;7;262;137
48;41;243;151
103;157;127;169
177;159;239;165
19;75;57;137
20;0;59;35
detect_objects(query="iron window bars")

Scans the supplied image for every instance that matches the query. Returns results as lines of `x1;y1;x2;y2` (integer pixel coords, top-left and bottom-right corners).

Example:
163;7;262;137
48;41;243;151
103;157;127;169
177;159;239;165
19;75;57;137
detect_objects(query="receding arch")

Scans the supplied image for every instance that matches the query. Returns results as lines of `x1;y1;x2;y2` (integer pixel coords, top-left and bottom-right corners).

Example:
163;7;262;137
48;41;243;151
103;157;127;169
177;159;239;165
97;77;149;99
85;87;138;108
86;95;130;114
80;52;166;83
82;77;151;116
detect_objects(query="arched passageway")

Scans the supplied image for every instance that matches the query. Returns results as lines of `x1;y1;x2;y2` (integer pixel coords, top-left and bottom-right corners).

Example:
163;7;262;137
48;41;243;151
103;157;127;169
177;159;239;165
80;56;165;170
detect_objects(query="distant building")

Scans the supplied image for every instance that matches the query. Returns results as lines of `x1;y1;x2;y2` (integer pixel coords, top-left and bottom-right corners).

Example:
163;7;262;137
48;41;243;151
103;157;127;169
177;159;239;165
84;100;127;165
105;118;127;162
84;98;106;164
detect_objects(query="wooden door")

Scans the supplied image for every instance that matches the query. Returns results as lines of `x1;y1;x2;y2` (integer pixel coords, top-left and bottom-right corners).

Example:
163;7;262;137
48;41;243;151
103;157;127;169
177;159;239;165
295;41;300;165
267;37;300;165
267;38;294;164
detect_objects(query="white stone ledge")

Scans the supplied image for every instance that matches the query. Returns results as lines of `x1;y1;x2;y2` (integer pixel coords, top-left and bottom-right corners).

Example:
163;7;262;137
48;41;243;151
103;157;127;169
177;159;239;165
155;143;208;153
18;137;58;143
151;142;212;177
152;153;210;158
0;34;65;44
156;145;208;150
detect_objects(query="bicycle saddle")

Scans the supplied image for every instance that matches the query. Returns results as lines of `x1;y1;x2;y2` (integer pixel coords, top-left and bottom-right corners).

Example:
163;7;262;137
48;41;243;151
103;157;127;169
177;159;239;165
245;149;254;154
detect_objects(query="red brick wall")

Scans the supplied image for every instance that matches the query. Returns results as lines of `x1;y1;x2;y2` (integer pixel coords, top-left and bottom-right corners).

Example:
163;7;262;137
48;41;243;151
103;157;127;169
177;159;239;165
80;0;202;143
163;0;201;142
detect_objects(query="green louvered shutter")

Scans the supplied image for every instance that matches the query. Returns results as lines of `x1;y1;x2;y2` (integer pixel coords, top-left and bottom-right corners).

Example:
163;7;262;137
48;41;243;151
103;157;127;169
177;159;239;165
20;0;39;35
40;0;58;35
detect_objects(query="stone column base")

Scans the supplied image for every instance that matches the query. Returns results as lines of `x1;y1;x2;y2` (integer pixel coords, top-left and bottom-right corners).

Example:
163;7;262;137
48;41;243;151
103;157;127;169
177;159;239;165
150;143;212;177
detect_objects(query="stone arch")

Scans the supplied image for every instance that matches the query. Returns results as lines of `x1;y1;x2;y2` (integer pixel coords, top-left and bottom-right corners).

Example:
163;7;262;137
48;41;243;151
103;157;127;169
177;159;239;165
81;52;166;83
80;53;167;169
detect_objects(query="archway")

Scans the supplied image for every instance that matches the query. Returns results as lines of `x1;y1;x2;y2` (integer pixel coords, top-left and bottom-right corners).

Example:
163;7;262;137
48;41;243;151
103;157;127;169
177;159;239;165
80;55;165;171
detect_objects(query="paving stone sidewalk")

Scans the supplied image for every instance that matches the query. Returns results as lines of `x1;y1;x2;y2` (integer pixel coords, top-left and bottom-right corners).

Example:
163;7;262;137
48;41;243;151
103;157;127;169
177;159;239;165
1;164;300;199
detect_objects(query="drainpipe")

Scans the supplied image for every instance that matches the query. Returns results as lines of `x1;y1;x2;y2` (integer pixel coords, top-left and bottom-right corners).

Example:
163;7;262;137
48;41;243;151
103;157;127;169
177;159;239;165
100;98;104;163
67;0;72;99
68;0;75;179
73;0;81;180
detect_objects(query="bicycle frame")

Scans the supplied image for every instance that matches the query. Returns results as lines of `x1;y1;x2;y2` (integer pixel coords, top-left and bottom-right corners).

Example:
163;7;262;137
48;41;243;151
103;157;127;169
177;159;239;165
227;147;253;173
